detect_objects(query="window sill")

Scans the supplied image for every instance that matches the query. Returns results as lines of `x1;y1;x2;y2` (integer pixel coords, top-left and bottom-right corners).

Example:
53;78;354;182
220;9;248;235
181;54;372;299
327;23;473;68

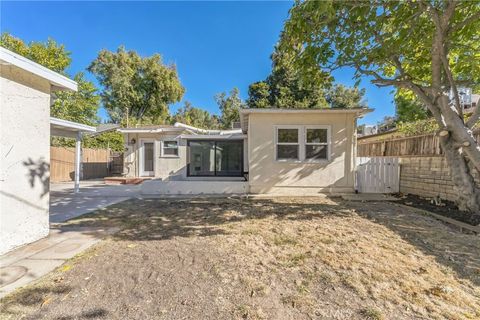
160;155;180;159
275;159;330;164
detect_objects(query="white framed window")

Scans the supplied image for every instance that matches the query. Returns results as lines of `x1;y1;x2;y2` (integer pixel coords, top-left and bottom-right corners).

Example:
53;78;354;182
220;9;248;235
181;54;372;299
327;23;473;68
275;126;300;161
305;126;330;161
274;125;331;162
161;140;179;157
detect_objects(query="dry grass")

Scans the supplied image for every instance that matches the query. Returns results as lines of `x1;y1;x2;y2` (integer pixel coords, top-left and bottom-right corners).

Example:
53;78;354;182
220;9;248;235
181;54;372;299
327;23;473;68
1;197;479;320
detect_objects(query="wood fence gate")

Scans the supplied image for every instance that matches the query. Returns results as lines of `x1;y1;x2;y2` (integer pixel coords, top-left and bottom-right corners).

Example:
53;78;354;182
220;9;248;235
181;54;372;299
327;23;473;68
355;157;400;193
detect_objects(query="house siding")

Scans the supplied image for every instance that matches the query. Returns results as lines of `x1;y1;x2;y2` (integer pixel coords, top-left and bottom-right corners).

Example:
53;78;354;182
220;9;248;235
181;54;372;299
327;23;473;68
0;65;51;254
247;113;356;194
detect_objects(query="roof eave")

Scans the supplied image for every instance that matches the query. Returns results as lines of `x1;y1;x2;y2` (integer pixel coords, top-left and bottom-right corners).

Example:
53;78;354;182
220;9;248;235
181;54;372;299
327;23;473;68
0;46;78;91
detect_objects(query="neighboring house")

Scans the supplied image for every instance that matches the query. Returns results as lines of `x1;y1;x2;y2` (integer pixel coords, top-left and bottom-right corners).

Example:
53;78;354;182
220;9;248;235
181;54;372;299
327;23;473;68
119;108;371;195
0;47;94;255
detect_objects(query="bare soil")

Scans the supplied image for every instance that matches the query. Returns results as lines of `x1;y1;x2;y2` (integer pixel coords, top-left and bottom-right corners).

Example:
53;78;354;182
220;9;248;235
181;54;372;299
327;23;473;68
1;197;479;320
394;194;480;226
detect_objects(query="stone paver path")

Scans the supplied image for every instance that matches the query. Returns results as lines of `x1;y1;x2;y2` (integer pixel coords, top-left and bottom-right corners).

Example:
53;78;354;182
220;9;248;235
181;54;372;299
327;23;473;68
0;225;117;298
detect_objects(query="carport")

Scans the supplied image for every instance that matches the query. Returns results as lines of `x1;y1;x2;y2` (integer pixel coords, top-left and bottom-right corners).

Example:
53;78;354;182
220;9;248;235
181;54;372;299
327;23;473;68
50;117;96;193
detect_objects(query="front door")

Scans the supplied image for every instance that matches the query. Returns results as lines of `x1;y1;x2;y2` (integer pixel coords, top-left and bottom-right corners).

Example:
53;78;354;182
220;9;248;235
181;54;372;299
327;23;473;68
139;140;155;177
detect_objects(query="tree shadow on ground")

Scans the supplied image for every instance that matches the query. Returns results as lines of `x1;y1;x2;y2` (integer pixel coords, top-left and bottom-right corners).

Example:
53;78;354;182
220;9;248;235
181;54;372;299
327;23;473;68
61;196;479;287
349;200;480;286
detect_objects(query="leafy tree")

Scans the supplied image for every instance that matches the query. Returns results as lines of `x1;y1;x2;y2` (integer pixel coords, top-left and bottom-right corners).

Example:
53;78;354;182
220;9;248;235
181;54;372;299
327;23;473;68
326;84;367;109
1;32;71;73
51;73;99;125
282;1;480;212
395;89;430;123
88;46;185;123
172;101;220;129
247;81;270;109
247;44;329;109
215;88;246;129
247;43;365;109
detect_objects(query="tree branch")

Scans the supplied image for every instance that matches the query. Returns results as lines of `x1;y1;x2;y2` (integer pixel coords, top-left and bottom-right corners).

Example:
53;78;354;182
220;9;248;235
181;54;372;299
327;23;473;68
466;105;480;129
450;11;480;33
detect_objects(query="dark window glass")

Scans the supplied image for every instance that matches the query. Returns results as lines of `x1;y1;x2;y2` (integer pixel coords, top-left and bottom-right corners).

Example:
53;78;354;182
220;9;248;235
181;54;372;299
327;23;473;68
306;129;327;143
188;141;215;176
277;145;299;160
216;141;243;176
278;129;298;143
306;145;327;160
163;141;178;156
143;142;154;171
188;140;243;176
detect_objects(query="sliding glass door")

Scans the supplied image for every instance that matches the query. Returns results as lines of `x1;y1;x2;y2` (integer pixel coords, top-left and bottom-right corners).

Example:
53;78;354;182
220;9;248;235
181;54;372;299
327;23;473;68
188;140;243;177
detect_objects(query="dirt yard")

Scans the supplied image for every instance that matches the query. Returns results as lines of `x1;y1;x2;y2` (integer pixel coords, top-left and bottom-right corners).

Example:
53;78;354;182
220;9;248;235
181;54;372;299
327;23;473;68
1;197;479;320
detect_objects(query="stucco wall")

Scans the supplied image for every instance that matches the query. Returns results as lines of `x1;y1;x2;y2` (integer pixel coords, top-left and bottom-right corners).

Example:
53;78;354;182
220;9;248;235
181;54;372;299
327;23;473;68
0;65;51;254
247;113;356;194
124;132;188;179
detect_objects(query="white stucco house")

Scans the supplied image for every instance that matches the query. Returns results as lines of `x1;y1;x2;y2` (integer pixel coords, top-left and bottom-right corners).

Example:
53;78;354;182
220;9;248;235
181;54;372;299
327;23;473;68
119;108;371;195
0;47;95;255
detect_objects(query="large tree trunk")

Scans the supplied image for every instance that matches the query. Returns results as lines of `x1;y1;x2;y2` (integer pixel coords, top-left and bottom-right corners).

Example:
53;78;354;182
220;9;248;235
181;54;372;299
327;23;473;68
440;135;480;216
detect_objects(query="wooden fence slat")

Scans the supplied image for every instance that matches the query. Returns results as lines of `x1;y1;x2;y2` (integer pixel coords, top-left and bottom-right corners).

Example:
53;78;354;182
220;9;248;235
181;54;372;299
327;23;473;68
50;147;117;182
358;131;480;157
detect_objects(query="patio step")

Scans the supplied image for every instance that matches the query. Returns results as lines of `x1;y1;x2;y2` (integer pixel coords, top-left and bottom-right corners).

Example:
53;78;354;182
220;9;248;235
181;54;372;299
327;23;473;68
104;177;151;185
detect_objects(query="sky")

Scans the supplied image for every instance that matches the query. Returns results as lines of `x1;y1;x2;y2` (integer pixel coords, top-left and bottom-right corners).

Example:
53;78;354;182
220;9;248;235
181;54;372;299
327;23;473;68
1;1;395;125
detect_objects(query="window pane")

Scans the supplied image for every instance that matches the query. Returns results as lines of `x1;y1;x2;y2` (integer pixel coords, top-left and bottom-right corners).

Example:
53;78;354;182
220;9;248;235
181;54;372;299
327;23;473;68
144;142;154;171
306;145;327;160
306;129;327;143
188;141;215;176
277;145;299;160
163;148;178;156
216;141;243;176
164;141;178;148
278;129;298;143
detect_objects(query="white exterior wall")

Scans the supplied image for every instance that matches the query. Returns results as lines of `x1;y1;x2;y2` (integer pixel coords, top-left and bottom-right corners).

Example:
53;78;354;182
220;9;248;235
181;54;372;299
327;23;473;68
247;113;356;195
0;65;51;254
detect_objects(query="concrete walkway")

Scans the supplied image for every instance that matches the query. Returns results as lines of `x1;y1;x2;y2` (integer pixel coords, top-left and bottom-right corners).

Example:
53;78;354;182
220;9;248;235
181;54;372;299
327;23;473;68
0;225;118;298
0;181;134;299
50;181;139;223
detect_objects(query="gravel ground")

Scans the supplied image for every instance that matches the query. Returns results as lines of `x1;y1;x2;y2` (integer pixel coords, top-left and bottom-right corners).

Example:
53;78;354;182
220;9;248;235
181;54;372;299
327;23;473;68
1;197;479;320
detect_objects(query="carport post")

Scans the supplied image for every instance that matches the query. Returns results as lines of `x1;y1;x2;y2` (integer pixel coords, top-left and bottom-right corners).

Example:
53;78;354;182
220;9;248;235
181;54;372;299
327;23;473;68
74;131;82;193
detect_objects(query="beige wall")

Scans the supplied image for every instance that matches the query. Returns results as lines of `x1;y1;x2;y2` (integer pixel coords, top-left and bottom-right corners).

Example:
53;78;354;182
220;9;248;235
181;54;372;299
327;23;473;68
124;132;188;179
0;65;51;254
247;113;356;194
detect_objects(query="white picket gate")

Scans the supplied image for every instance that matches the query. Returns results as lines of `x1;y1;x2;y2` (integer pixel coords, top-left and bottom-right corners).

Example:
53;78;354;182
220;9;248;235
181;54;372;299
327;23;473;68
355;157;400;193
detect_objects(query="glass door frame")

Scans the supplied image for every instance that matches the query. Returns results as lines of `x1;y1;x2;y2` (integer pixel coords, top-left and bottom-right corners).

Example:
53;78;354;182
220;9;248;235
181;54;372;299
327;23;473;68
139;139;155;177
186;139;244;177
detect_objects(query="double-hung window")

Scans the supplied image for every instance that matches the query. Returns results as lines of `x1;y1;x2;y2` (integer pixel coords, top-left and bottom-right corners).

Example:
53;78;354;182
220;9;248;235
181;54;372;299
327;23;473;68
276;128;300;160
305;127;329;160
275;126;330;162
162;140;179;157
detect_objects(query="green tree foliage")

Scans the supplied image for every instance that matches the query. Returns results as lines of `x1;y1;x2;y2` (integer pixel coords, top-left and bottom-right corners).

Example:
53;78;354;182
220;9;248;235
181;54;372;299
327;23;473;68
247;44;328;109
51;73;99;125
215;88;246;129
1;32;71;73
395;89;430;123
326;84;367;109
172;101;220;129
247;43;365;109
281;0;480;212
88;47;185;124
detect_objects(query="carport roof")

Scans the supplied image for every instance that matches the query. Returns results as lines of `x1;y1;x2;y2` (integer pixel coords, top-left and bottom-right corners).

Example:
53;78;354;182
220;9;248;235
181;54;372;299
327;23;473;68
50;117;96;138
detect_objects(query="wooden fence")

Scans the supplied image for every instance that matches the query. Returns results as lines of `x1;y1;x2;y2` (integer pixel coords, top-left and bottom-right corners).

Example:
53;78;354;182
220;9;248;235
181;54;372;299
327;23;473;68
50;147;123;182
358;130;480;157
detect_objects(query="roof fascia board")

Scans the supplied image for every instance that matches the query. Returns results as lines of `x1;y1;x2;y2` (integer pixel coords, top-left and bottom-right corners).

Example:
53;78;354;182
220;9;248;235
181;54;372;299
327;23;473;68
0;47;78;91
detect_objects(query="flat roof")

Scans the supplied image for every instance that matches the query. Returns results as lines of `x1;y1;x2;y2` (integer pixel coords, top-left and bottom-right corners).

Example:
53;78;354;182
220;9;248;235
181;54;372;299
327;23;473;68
50;117;96;138
0;46;77;91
